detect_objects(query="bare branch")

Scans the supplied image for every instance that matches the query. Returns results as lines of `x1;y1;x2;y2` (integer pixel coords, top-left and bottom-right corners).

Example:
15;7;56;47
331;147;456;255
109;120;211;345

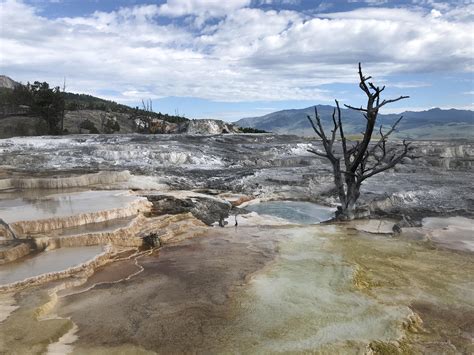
361;140;411;181
378;95;410;109
306;115;323;139
307;149;328;158
368;116;404;156
347;140;361;156
314;106;328;145
330;107;339;145
358;62;372;97
335;100;348;160
368;82;378;92
344;104;367;112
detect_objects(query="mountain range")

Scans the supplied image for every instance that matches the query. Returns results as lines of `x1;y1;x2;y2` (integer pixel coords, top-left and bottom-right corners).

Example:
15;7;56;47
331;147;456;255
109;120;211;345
235;105;474;140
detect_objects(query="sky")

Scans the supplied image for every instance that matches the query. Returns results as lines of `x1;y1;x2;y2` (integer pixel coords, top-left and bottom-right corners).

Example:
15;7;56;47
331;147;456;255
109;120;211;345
0;0;473;121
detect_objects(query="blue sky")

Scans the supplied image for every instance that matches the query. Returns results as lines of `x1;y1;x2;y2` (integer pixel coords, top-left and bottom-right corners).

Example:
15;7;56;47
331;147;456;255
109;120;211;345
1;0;473;121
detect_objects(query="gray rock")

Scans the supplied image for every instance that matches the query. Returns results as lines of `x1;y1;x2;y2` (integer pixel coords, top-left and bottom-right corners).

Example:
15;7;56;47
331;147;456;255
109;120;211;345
142;232;161;248
145;193;232;226
392;215;419;234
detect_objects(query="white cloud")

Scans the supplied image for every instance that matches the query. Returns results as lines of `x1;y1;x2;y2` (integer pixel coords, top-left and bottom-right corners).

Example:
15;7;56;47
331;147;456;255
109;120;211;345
412;0;474;21
255;0;301;5
386;81;432;89
412;1;453;12
0;0;473;104
158;0;251;18
430;9;442;18
348;0;389;5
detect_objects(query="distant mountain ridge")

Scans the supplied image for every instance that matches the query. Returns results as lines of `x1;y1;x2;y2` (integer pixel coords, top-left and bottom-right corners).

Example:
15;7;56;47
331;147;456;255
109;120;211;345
235;105;474;140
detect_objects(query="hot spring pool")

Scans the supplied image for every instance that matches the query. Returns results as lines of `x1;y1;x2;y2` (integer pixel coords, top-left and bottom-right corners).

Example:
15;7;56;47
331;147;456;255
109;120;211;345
245;201;335;224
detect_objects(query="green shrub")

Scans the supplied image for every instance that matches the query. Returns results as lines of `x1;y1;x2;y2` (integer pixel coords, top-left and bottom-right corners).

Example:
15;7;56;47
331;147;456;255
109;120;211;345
79;119;99;133
239;127;268;133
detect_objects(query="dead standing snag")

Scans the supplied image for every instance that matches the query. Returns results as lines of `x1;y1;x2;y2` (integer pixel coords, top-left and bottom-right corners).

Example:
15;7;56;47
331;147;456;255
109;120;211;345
307;63;414;220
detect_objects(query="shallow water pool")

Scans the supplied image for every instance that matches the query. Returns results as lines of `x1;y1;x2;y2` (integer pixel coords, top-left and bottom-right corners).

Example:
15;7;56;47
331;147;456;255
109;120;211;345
0;190;141;223
245;201;335;224
0;245;104;285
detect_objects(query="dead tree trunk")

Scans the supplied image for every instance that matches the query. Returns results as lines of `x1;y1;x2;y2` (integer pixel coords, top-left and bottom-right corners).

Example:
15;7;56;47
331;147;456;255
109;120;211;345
307;63;414;220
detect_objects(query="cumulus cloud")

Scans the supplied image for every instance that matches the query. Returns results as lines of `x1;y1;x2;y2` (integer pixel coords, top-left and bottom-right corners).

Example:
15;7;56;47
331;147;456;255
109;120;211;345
0;0;472;104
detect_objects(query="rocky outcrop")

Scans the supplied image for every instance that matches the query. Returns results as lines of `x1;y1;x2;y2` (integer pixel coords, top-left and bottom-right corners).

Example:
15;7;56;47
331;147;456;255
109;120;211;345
0;108;242;138
150;119;179;134
0;75;19;90
145;191;233;226
180;119;240;134
64;110;136;135
137;213;207;244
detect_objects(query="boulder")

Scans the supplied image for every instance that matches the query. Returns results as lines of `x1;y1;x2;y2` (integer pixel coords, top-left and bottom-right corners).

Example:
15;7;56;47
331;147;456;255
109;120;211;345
145;192;232;226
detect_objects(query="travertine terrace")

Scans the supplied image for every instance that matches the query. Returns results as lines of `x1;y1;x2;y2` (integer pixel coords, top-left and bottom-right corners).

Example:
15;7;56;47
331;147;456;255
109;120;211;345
0;134;473;353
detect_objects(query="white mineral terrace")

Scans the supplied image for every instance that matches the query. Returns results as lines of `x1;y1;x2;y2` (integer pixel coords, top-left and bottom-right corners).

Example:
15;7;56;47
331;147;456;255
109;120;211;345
421;216;474;252
0;133;472;353
0;190;145;224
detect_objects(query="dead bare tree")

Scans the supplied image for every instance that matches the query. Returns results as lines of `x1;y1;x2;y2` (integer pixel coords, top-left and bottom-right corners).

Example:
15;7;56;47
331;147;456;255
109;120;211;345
307;63;414;220
129;99;154;133
61;76;66;134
